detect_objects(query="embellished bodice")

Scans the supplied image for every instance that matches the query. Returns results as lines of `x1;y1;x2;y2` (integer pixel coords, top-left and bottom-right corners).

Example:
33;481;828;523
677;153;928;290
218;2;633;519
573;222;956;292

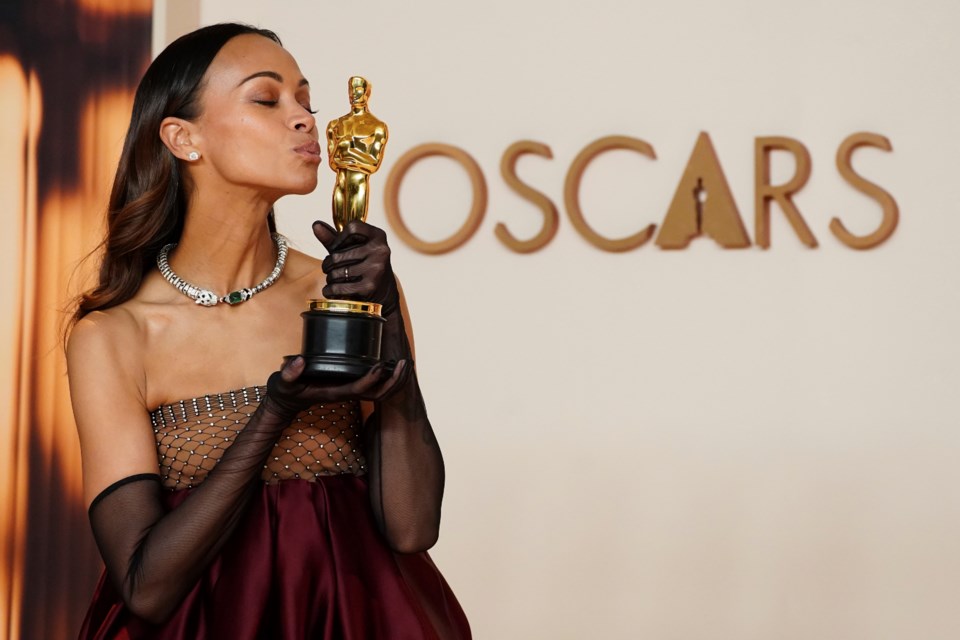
149;386;367;490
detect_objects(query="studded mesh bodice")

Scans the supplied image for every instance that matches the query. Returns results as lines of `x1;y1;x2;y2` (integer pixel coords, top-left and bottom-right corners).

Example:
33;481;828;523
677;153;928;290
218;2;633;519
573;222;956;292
149;386;367;490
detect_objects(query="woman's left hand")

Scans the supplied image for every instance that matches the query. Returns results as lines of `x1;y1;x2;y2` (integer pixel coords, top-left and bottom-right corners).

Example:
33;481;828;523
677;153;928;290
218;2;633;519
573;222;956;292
313;219;400;316
265;356;408;418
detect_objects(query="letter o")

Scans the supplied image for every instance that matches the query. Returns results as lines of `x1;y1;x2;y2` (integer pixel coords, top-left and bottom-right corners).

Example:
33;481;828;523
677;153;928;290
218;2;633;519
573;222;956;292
383;143;487;255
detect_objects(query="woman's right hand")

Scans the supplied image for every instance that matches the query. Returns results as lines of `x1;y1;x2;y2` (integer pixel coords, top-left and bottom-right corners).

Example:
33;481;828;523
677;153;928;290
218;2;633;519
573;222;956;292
264;356;408;418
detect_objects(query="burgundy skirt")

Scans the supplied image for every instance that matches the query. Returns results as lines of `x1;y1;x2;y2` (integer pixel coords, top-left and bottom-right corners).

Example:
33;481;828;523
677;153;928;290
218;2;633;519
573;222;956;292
79;476;471;639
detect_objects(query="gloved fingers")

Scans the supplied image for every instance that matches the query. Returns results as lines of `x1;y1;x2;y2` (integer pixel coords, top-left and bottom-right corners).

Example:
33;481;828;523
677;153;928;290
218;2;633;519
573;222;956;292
331;230;370;252
325;257;383;289
326;220;375;252
323;262;365;286
325;220;389;252
279;355;306;383
312;220;339;253
321;278;369;300
321;249;368;275
323;243;389;290
322;275;398;309
352;360;407;401
340;219;387;244
313;219;397;311
268;358;407;414
316;220;390;256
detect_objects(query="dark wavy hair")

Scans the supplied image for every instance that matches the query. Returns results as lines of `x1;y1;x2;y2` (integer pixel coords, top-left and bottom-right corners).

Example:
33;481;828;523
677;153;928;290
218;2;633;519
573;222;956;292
72;23;280;324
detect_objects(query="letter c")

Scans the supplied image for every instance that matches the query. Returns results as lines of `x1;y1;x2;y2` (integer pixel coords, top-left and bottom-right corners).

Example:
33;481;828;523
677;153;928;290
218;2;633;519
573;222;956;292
563;136;657;252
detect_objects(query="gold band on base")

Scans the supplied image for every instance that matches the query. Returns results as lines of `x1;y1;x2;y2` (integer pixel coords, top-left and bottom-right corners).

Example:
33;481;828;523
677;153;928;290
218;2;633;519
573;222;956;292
308;299;382;317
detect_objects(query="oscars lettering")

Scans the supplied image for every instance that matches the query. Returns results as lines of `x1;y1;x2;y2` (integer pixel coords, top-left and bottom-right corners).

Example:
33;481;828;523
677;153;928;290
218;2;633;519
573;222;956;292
382;131;898;254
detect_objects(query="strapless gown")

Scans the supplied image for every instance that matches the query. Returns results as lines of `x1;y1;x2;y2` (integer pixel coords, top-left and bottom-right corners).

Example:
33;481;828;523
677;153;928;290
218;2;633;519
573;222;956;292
78;385;471;640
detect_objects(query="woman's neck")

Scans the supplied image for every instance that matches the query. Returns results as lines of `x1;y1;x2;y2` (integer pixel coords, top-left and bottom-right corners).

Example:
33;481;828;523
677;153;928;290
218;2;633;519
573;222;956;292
169;191;280;294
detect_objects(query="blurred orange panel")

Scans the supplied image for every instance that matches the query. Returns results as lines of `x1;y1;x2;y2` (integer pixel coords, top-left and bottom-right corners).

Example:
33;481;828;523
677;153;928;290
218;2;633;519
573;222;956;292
76;0;151;15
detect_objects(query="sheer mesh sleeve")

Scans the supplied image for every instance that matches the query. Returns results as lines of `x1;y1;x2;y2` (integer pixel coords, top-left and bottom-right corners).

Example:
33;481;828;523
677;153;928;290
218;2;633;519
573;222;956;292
366;305;446;553
312;219;446;551
87;398;295;624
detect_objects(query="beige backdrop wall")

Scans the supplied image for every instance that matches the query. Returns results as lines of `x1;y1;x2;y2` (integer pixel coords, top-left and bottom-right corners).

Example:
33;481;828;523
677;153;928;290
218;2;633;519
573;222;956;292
159;1;959;638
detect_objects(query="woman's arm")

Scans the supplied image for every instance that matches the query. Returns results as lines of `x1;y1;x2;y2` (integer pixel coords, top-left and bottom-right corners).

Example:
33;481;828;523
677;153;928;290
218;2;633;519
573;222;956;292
365;285;445;552
69;311;404;623
313;220;447;553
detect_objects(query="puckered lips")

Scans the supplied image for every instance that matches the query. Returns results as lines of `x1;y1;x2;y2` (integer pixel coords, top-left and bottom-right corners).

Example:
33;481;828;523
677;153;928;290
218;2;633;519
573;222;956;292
295;140;322;163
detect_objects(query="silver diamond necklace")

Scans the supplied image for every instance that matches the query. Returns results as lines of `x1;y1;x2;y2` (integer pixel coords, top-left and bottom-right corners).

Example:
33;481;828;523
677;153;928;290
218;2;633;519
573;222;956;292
156;233;288;306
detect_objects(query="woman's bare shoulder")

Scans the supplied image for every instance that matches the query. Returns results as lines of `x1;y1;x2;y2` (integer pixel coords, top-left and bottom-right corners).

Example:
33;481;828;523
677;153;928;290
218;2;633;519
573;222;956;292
68;304;144;362
67;302;148;408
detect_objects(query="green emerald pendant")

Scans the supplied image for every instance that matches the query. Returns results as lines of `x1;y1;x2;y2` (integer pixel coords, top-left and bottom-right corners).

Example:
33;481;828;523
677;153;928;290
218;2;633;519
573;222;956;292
226;290;245;305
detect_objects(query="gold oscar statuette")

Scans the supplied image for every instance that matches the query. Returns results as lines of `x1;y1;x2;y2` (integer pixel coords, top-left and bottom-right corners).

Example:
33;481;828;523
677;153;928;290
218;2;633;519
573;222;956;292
328;76;389;230
298;76;390;379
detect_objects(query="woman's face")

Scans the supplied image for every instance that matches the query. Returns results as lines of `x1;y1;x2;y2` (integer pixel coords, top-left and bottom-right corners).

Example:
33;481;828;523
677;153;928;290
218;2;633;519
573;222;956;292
188;34;322;198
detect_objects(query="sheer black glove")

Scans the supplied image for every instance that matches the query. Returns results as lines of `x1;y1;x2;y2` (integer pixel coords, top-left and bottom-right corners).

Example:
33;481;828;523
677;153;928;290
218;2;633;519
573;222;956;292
265;355;408;418
363;302;447;553
313;220;445;553
313;219;400;316
86;357;405;624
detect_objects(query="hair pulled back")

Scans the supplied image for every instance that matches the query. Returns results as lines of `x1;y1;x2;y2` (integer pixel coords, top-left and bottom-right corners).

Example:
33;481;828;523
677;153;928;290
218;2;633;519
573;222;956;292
73;23;280;323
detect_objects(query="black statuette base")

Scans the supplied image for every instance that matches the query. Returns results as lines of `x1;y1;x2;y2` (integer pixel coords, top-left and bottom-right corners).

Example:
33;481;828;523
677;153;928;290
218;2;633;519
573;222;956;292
298;308;386;381
301;353;383;381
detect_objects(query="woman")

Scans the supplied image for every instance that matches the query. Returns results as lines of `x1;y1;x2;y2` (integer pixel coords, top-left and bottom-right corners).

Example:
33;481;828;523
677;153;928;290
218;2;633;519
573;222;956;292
67;23;470;639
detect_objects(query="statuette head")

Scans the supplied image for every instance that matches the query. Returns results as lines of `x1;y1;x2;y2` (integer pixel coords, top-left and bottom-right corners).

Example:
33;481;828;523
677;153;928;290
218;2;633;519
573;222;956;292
349;76;370;106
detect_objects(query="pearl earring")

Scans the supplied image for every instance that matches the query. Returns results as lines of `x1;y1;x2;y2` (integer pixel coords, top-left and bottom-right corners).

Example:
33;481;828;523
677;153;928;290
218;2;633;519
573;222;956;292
188;151;200;161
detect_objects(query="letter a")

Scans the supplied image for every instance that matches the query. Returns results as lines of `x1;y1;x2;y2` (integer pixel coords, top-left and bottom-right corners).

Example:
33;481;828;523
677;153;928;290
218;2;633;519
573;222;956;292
656;132;751;249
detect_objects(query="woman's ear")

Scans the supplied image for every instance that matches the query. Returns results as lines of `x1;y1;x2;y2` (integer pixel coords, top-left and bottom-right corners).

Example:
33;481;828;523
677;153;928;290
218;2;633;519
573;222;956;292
159;117;201;161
